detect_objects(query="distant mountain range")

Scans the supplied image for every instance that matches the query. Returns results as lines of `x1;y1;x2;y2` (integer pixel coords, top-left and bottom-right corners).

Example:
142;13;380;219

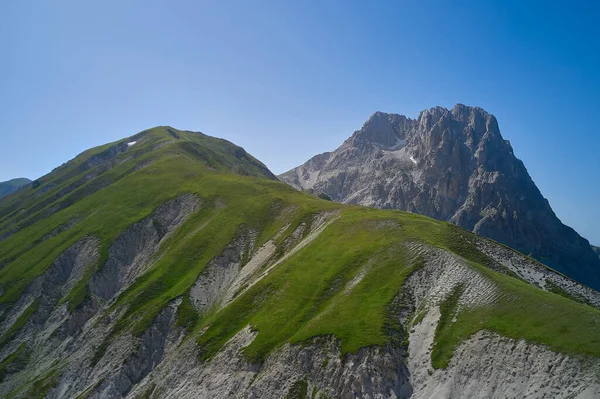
280;104;600;291
0;178;30;199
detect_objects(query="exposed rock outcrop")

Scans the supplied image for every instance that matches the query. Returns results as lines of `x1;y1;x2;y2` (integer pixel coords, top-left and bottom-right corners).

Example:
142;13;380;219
408;308;600;399
127;325;413;399
477;237;600;309
0;237;100;350
88;299;184;399
89;194;200;301
189;227;257;312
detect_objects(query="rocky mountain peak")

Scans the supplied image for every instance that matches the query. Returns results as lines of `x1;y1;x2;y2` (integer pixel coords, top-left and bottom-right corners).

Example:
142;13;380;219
450;103;492;121
416;104;502;152
349;105;505;158
418;105;449;125
280;104;600;290
347;111;414;149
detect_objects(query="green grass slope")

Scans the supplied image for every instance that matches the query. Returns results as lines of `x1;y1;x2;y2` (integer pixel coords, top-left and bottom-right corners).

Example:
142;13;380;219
0;126;599;378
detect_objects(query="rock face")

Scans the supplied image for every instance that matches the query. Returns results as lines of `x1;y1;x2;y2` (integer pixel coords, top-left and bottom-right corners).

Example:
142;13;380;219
280;105;600;290
0;178;31;199
88;194;200;301
593;245;600;259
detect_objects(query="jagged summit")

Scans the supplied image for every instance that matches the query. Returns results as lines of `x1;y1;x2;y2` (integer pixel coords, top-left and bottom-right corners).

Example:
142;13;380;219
349;111;414;149
280;105;600;290
345;104;503;155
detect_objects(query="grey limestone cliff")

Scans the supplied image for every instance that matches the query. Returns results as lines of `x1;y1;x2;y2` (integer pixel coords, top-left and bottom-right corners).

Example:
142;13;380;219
280;105;600;290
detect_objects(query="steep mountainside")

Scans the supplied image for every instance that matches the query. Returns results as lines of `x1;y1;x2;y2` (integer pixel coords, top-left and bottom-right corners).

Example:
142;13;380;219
280;105;600;291
0;127;599;398
0;178;31;199
593;245;600;259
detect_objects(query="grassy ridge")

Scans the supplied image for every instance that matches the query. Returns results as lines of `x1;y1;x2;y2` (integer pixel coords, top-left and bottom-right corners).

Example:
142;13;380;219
0;126;599;377
0;128;281;307
197;207;600;364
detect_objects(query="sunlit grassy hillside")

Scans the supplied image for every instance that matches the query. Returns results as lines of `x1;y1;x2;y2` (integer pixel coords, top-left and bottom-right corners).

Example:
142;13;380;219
0;126;598;379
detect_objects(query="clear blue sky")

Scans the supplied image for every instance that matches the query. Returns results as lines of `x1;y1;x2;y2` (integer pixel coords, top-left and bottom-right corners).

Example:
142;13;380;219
1;1;599;244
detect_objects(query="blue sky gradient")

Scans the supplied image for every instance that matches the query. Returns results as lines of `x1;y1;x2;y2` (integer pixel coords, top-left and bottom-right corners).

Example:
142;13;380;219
1;1;599;244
